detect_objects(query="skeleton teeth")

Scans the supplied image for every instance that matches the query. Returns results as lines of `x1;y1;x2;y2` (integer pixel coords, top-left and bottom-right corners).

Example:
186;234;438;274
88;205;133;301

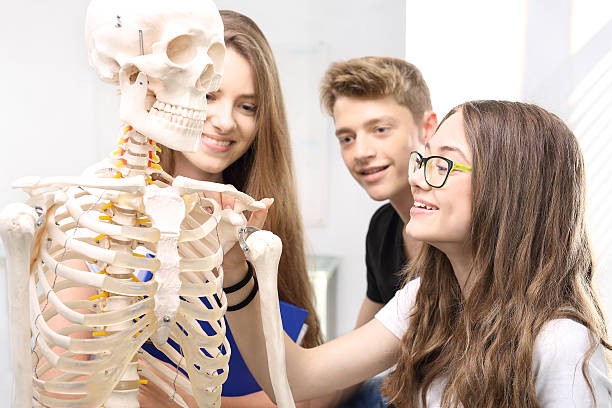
150;100;205;127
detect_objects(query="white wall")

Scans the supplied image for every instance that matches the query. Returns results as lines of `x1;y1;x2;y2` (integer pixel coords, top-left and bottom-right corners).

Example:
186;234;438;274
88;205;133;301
406;0;612;320
0;1;118;207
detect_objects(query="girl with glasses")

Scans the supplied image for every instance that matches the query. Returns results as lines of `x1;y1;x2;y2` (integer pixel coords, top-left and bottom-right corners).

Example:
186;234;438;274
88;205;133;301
227;100;612;407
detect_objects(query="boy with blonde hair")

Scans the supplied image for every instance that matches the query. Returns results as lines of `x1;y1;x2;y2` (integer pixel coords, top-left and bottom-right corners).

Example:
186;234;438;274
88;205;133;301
319;57;436;406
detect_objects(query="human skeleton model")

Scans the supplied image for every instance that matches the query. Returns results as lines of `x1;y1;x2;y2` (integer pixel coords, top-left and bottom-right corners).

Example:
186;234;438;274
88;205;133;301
0;0;295;407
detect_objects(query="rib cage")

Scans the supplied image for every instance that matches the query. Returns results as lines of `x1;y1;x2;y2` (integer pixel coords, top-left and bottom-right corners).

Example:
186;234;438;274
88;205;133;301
0;126;276;407
28;179;238;407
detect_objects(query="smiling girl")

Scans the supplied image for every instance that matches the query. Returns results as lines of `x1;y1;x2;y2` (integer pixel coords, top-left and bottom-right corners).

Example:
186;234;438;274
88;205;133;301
151;10;322;407
226;100;612;407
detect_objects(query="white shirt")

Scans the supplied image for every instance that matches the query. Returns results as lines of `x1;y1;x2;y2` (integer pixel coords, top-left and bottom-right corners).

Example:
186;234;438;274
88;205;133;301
375;278;612;407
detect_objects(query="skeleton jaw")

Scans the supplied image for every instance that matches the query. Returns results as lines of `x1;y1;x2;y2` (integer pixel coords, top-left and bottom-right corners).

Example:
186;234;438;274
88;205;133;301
120;71;205;152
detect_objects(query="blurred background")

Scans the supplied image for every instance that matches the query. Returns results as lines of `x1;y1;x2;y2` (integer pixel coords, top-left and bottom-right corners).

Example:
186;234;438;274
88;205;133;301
0;0;610;400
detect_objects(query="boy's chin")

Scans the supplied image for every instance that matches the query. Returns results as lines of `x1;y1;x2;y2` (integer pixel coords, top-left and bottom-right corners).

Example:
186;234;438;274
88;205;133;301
364;187;391;202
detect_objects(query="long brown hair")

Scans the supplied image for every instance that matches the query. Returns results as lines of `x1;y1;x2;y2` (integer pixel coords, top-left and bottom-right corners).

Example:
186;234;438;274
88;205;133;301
384;100;610;407
159;10;322;347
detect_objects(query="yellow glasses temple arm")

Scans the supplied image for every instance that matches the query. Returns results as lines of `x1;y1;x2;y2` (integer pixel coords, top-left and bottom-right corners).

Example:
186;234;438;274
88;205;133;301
453;162;473;172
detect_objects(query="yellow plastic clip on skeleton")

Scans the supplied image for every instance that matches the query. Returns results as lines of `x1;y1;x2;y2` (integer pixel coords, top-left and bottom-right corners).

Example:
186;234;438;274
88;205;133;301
0;1;295;406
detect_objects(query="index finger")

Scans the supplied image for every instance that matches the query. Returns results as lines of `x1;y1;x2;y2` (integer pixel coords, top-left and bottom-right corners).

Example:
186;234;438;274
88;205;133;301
247;198;273;229
221;186;236;210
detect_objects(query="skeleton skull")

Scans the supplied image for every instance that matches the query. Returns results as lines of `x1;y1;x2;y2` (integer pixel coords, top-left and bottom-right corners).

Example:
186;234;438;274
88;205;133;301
85;0;225;152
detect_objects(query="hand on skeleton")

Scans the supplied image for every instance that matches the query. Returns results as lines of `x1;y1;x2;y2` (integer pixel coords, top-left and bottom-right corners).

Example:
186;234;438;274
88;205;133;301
201;190;273;286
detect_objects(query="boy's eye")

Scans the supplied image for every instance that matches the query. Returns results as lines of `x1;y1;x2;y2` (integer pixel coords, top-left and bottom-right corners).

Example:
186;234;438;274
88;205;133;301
339;135;354;144
375;127;389;134
206;93;215;101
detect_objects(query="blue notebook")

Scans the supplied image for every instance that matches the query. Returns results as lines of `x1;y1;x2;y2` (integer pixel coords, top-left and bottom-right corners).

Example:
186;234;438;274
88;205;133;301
140;300;308;397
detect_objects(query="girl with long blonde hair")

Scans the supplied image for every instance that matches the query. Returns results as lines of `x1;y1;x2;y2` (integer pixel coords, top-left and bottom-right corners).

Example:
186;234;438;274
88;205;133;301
150;10;322;407
159;10;321;349
225;100;612;407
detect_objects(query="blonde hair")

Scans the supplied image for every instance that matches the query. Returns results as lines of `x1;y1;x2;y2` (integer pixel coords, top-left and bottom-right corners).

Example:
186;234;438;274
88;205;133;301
384;100;610;407
159;10;322;347
320;56;431;123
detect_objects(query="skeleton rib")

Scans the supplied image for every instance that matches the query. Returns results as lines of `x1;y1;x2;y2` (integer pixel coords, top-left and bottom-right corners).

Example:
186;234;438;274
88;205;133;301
179;246;222;272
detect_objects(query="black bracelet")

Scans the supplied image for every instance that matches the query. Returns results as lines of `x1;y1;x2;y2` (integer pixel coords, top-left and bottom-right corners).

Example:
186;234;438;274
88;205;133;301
226;273;258;312
223;261;254;294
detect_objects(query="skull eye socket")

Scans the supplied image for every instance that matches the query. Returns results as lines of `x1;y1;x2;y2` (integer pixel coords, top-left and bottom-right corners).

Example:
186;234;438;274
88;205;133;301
166;35;197;65
207;42;225;73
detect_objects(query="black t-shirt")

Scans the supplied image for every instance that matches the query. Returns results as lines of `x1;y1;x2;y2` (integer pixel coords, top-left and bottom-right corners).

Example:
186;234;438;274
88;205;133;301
365;203;407;304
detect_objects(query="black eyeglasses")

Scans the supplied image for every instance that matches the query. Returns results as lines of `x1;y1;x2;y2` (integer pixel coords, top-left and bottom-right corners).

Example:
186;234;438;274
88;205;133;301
408;151;473;188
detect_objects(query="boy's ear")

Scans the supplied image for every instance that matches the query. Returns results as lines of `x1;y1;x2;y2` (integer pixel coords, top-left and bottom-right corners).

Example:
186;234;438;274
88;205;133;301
421;111;438;143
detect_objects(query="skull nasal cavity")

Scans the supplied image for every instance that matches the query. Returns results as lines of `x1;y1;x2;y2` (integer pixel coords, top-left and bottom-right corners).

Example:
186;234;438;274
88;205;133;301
166;35;197;65
196;65;214;90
